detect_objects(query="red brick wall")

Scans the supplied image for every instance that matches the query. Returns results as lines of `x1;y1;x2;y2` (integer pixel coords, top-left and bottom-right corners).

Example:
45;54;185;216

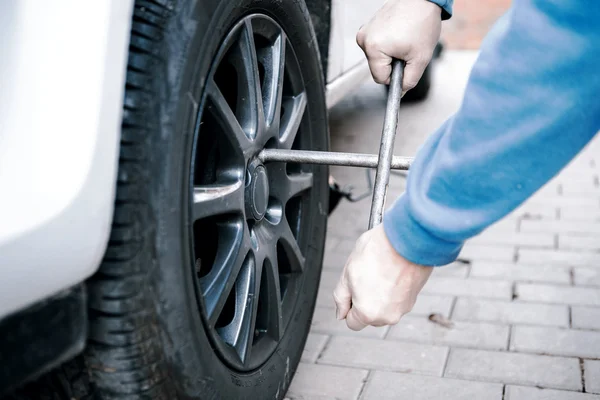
441;0;513;49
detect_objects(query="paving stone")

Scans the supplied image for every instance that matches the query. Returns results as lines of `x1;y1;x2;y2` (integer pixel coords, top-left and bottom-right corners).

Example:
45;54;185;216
287;363;368;400
585;360;600;394
409;294;454;317
445;348;582;391
469;232;554;248
458;244;515;262
422;277;512;300
561;206;600;221
505;385;600;400
509;203;558;220
516;283;600;306
322;250;349;270
572;306;600;330
318;269;342;290
574;268;600;287
362;371;504;400
521;220;600;235
469;262;570;284
559;235;600;251
316;287;335;308
518;249;600;267
525;196;600;208
301;333;329;363
318;336;448;375
511;325;600;358
430;262;470;278
387;315;509;350
452;298;569;327
310;307;389;338
324;236;341;254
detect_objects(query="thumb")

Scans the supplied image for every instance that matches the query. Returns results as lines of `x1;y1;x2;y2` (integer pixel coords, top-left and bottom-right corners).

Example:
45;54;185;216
332;271;352;320
402;58;428;93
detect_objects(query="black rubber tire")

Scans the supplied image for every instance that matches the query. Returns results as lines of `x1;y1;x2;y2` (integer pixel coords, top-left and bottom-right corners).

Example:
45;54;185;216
83;0;329;398
2;1;328;398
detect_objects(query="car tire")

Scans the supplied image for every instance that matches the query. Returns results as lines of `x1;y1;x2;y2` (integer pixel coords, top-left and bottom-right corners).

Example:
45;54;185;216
7;0;330;399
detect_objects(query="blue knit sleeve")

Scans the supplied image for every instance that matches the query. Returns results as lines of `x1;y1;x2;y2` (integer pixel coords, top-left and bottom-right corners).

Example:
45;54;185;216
427;0;453;20
383;0;600;266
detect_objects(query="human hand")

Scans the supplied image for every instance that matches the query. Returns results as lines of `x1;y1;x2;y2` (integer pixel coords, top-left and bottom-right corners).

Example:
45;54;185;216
332;225;433;330
357;0;442;94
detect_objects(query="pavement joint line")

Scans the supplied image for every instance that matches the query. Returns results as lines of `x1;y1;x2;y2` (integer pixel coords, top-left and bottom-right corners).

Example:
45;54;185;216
580;358;587;393
314;334;333;363
447;296;458;319
440;346;452;377
356;370;372;400
569;307;573;328
501;384;507;400
506;325;513;351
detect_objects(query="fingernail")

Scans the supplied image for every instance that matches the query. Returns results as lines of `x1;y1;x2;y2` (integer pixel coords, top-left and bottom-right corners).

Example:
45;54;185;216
335;308;341;320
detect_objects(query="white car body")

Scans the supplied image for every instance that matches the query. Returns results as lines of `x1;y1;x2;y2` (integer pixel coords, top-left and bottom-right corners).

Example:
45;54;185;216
0;0;383;320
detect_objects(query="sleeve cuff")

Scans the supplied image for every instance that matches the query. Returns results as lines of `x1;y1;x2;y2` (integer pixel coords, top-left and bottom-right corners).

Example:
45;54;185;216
427;0;453;20
383;194;463;267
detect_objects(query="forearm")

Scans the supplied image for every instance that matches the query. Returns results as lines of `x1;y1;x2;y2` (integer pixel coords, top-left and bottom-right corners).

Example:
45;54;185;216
383;0;600;266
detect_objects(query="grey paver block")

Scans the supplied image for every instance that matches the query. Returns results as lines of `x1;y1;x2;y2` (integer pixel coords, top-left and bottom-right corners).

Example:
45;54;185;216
518;248;600;267
470;232;554;248
510;203;557;220
362;371;503;400
286;363;368;400
572;306;600;330
524;196;599;208
322;250;349;270
585;360;600;394
324;236;341;254
452;298;569;327
445;348;582;390
310;307;389;338
574;268;600;287
470;262;570;284
516;283;600;306
521;220;600;235
409;294;454;317
511;325;600;358
388;315;509;350
560;235;600;251
318;269;342;290
459;244;515;262
422;277;512;300
301;333;329;363
316;287;334;308
561;206;600;221
318;336;448;375
505;385;600;400
430;262;470;278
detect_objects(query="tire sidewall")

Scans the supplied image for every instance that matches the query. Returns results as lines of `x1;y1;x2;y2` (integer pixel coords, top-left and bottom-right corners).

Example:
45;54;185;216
148;0;328;398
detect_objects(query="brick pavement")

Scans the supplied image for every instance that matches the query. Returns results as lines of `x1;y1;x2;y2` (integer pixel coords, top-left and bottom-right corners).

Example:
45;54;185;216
286;54;600;398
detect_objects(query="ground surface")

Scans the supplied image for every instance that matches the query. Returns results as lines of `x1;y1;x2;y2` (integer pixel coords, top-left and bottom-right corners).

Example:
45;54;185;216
286;50;600;400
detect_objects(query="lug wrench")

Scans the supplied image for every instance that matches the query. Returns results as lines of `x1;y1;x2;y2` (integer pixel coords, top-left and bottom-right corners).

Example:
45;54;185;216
259;60;411;229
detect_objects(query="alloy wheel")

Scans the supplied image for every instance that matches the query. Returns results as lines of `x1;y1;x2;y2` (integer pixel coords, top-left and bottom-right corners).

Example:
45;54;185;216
189;14;312;371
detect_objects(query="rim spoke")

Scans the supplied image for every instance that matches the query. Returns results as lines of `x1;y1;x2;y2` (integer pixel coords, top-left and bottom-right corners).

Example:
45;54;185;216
262;32;286;129
201;223;251;325
279;92;307;149
206;81;253;158
278;220;305;273
287;172;313;199
261;256;284;341
193;181;244;221
217;256;257;364
233;20;265;140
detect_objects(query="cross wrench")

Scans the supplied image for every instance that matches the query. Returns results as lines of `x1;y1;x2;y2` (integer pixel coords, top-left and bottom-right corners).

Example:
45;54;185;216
259;60;412;229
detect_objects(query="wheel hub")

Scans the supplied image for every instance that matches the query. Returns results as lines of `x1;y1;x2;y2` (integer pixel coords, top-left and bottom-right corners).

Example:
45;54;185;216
246;160;270;221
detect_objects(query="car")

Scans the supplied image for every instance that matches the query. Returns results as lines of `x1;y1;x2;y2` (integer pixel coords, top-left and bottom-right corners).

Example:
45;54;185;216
0;1;435;398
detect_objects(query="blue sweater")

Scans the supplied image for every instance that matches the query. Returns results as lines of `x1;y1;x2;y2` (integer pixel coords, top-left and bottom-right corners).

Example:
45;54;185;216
384;0;600;266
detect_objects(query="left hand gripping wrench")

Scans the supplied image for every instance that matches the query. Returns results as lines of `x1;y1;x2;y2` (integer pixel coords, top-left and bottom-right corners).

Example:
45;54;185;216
259;60;410;229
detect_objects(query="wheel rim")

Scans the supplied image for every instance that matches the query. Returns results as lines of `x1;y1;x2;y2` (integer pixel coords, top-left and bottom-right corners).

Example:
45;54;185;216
189;14;312;371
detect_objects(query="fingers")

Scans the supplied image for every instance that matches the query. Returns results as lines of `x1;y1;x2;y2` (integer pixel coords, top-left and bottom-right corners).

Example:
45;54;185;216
402;58;429;93
333;272;352;320
346;307;368;331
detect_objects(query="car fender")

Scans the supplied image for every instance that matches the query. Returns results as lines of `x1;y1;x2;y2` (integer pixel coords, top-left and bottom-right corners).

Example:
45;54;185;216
0;0;134;319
